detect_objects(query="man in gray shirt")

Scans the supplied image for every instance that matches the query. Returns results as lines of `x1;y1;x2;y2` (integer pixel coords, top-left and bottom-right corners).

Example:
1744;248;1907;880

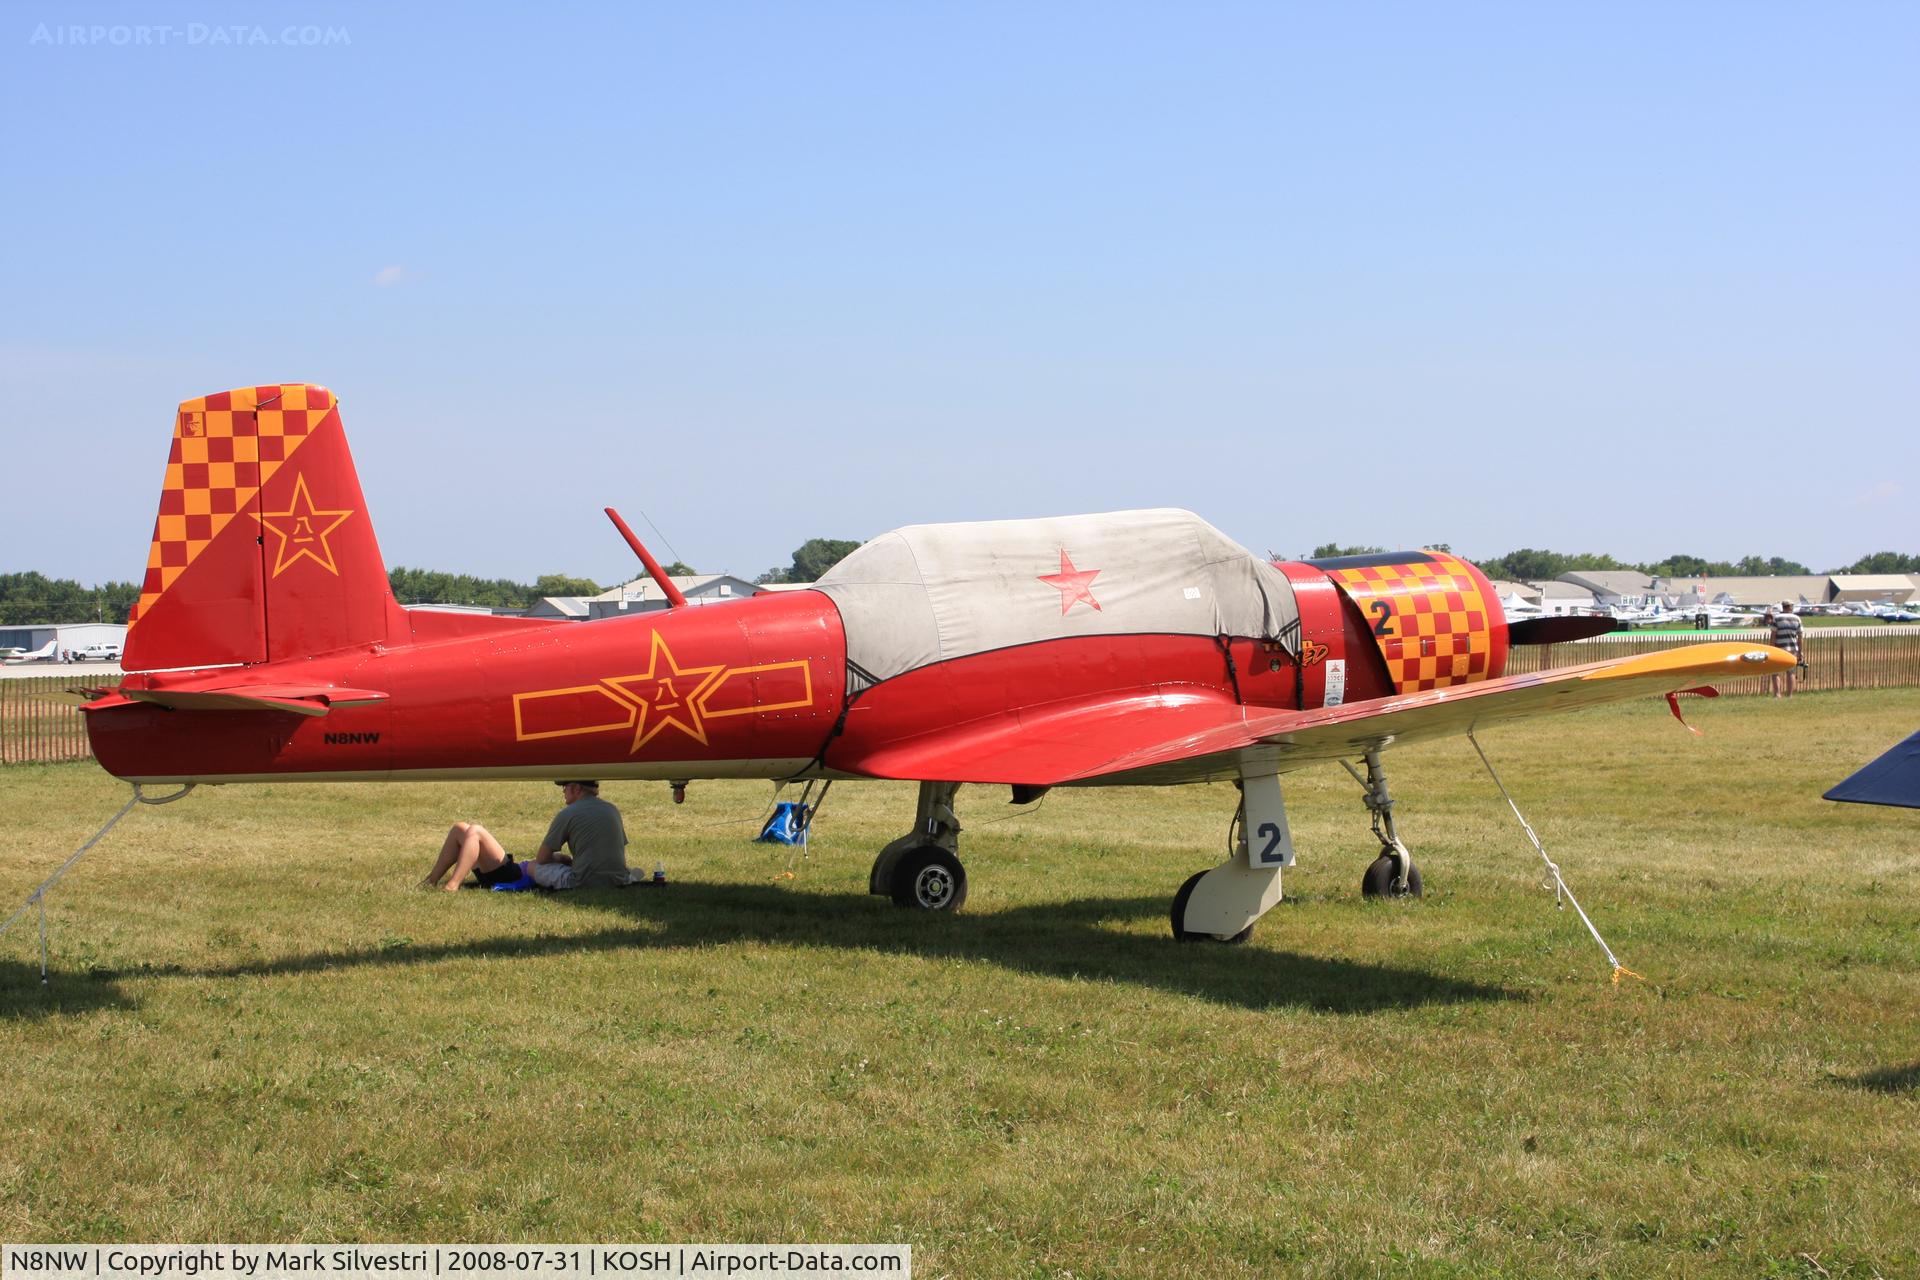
421;781;632;891
527;780;632;888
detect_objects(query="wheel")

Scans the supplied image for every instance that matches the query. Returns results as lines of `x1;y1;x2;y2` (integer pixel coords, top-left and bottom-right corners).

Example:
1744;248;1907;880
888;845;968;912
1361;852;1423;899
1168;870;1253;944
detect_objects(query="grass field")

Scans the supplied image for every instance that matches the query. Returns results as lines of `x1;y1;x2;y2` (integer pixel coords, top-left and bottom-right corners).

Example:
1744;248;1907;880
2;691;1916;1277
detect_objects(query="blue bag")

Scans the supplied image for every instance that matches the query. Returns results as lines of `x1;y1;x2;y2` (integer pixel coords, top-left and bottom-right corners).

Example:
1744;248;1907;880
755;801;808;845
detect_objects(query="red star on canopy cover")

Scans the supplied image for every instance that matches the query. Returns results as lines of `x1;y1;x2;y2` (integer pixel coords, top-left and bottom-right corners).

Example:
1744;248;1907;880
1039;549;1103;614
256;473;354;577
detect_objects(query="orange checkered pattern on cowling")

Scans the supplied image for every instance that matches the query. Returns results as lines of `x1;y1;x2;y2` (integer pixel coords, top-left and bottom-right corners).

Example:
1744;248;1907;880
128;384;334;626
1323;552;1501;694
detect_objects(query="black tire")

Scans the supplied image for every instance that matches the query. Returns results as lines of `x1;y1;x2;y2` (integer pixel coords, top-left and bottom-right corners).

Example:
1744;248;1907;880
1169;870;1253;944
1361;852;1423;899
889;845;968;912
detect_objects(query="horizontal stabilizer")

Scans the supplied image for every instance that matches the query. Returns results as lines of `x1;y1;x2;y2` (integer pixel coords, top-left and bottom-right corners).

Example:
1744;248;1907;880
1507;616;1620;645
121;685;389;717
34;686;118;707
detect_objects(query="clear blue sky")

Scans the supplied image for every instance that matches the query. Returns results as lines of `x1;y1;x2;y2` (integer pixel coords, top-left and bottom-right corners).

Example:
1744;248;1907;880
4;1;1915;587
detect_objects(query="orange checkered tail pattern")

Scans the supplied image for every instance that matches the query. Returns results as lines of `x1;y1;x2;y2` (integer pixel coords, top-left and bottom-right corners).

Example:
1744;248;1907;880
122;384;409;673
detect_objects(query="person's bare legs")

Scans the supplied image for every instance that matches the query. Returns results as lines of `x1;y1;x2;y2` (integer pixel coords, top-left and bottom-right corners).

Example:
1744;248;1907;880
425;822;512;891
444;823;512;891
422;822;474;887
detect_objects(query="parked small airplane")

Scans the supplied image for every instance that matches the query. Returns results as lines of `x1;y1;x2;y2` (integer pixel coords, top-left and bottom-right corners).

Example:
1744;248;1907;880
1;639;57;664
1840;599;1920;623
73;385;1796;941
1608;600;1680;627
1692;602;1764;629
1497;591;1544;621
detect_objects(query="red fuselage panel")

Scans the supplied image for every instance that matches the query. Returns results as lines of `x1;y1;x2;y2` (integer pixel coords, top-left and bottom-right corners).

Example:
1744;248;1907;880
828;632;1300;779
88;593;847;782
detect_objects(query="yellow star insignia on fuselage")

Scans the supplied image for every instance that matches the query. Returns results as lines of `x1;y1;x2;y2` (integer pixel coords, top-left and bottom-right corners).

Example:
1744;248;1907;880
603;631;725;752
256;473;354;577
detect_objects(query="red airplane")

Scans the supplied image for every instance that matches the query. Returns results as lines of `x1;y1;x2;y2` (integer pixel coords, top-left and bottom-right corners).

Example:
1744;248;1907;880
79;384;1795;942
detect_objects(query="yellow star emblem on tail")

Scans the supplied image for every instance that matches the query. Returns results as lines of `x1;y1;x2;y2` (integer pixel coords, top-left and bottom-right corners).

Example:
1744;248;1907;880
257;473;353;578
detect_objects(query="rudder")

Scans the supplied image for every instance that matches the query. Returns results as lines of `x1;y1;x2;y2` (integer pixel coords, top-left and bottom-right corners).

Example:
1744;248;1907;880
123;383;408;671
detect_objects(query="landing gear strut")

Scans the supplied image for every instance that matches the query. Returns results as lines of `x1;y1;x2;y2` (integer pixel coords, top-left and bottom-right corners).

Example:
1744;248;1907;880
1343;748;1422;899
870;781;969;912
1168;772;1290;942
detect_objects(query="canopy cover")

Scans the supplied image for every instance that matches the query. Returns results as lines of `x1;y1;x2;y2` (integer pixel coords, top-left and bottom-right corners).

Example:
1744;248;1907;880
815;508;1300;686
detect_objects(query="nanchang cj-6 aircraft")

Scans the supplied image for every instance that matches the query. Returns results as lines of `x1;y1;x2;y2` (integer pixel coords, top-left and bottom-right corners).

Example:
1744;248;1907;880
78;385;1796;942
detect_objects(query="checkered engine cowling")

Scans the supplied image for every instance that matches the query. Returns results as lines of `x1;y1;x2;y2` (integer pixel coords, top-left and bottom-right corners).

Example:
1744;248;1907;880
1308;551;1510;695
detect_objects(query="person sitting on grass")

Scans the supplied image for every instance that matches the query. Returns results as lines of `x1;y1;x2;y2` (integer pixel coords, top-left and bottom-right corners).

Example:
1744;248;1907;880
421;780;632;892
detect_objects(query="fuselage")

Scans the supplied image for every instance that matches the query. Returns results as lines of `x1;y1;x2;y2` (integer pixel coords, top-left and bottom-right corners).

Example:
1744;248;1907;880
91;591;845;784
88;550;1511;786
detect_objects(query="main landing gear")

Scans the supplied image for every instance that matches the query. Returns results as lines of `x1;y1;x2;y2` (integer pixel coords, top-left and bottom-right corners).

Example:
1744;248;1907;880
1169;772;1291;943
870;781;970;912
1166;751;1425;942
873;761;1421;936
1343;748;1423;900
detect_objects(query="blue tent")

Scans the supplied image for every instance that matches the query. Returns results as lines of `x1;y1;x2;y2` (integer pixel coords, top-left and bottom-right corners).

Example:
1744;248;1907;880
1825;731;1920;809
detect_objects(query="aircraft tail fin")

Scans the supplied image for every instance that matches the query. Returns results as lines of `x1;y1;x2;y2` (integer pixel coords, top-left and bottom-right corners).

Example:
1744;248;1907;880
123;384;409;672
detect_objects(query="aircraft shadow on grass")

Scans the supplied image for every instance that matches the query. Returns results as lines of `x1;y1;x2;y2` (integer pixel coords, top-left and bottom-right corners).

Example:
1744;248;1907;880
77;885;1515;1015
0;959;133;1019
1832;1062;1920;1096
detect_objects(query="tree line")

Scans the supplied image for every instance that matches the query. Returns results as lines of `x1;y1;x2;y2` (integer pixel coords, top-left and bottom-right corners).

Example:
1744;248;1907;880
8;544;1915;625
0;568;618;622
0;573;140;627
0;537;856;624
385;567;608;609
1307;546;1920;581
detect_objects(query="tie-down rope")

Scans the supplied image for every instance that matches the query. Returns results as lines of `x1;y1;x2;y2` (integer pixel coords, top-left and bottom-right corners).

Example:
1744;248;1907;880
1467;733;1642;986
0;783;196;984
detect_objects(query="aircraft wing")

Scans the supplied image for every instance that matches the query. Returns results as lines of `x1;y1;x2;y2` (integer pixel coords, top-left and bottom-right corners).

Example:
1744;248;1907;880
841;641;1793;787
1072;641;1793;785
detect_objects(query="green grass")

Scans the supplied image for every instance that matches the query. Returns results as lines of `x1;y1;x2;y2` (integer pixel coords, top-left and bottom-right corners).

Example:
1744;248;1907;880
2;691;1917;1277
